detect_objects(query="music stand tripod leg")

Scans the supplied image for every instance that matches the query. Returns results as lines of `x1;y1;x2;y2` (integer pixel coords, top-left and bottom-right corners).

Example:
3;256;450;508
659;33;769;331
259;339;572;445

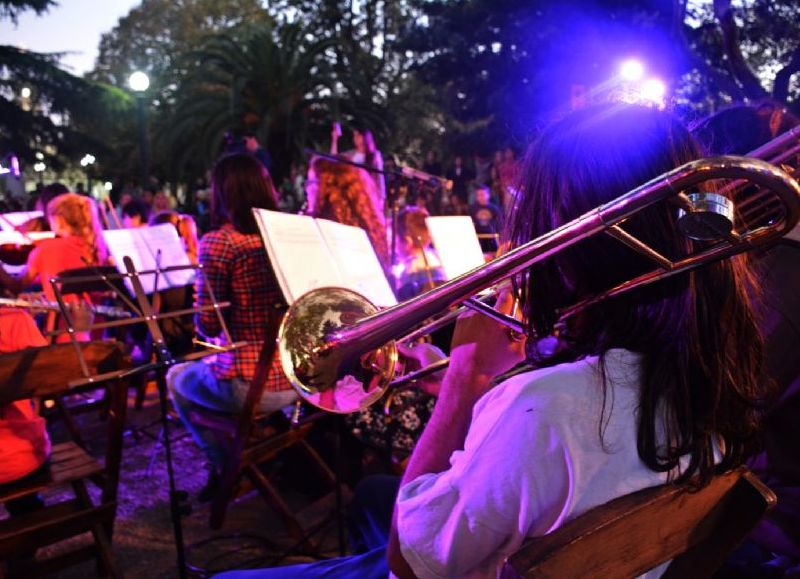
122;256;190;579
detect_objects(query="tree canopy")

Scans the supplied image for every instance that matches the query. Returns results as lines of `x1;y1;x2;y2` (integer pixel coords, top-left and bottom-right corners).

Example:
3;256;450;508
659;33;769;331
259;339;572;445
5;0;800;189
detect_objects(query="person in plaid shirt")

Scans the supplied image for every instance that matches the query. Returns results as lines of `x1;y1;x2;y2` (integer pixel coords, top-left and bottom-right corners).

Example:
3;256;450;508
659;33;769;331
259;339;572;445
167;153;297;500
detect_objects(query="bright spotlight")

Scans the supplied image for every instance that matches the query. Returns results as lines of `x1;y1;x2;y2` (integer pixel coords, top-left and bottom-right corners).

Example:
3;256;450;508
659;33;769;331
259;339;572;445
129;70;150;92
620;60;645;82
33;162;46;172
104;181;113;191
20;86;32;99
640;78;666;103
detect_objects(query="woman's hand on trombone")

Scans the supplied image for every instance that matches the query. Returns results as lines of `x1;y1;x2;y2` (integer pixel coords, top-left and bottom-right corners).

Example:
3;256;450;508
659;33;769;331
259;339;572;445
398;288;527;402
445;288;526;402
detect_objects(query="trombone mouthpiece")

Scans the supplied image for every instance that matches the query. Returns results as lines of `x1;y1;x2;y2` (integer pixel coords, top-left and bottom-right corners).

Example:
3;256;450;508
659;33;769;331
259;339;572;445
677;192;735;241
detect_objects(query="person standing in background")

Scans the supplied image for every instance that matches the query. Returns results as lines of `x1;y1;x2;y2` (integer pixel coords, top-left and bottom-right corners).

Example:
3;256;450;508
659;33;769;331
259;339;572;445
331;122;386;217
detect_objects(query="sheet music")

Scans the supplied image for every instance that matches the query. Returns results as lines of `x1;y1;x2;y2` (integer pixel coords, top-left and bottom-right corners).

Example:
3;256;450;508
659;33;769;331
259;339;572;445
0;230;29;245
425;216;486;280
138;224;195;288
254;209;343;304
316;219;397;307
0;211;42;231
102;224;194;294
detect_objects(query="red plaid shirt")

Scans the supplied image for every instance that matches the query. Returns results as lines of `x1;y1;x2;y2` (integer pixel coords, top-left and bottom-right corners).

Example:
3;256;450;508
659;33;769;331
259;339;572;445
196;225;291;392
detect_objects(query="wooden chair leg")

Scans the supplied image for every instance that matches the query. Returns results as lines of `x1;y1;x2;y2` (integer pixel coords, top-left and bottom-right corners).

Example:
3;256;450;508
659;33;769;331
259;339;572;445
210;456;241;530
133;374;147;410
53;396;87;448
298;439;337;489
243;464;315;550
90;522;122;578
71;480;121;578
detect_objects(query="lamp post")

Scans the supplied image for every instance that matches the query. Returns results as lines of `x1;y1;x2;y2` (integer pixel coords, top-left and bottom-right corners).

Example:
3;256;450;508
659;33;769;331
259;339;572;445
129;71;150;190
80;153;96;195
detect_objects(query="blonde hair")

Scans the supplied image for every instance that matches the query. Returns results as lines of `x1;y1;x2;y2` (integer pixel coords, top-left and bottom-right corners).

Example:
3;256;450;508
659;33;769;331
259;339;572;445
47;193;108;265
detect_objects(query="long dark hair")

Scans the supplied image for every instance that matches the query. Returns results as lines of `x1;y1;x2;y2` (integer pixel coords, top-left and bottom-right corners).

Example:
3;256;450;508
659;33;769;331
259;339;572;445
211;153;277;234
507;104;767;485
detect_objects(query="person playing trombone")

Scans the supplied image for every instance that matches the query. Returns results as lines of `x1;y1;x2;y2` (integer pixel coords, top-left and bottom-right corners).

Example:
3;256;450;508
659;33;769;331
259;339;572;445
217;104;773;579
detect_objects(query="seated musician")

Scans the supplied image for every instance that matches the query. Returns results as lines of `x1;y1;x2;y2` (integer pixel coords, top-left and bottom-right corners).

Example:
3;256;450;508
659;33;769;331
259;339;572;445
18;181;69;233
0;308;50;512
121;198;151;229
394;207;445;302
148;211;200;357
0;193;109;339
347;207;445;462
216;104;772;579
150;210;199;265
167;153;297;500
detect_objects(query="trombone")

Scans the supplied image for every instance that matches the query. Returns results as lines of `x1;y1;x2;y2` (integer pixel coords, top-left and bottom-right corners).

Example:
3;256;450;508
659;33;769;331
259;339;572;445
277;155;800;414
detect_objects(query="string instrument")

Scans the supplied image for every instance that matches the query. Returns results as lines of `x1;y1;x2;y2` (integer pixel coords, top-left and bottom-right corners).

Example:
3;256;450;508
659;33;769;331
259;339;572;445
0;242;36;266
0;215;50;266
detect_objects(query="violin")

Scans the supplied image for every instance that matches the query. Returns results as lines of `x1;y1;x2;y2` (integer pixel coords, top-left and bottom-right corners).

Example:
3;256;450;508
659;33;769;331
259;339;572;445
0;242;35;266
0;215;49;266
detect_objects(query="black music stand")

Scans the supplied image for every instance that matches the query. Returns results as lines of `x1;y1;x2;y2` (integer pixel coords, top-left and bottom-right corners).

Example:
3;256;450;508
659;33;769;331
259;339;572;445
50;258;244;579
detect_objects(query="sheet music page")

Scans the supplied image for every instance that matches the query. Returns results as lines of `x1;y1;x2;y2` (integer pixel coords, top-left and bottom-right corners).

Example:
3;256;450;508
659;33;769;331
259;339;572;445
316;218;397;307
136;224;195;289
103;225;193;293
102;228;149;293
425;216;486;280
0;211;42;231
253;209;343;304
0;230;28;245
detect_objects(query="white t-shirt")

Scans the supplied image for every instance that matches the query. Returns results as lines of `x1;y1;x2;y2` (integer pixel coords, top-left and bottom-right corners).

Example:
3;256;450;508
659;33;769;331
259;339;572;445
396;349;672;579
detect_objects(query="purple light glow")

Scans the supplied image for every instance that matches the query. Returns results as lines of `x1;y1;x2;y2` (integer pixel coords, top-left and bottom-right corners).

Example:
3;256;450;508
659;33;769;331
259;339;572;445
640;78;667;107
619;59;645;82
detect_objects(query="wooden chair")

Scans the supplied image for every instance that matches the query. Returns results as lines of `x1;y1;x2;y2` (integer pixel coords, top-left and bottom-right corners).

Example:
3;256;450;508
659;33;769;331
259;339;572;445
186;315;337;548
502;468;776;579
191;404;337;542
0;341;131;577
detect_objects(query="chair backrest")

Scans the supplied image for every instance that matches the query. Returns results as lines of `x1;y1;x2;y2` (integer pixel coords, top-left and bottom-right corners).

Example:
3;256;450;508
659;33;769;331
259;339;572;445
0;341;127;404
504;468;776;579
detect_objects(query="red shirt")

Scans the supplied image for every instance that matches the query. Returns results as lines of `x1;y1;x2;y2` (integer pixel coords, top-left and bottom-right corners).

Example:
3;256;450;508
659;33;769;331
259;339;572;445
196;225;291;392
0;309;51;484
27;236;93;301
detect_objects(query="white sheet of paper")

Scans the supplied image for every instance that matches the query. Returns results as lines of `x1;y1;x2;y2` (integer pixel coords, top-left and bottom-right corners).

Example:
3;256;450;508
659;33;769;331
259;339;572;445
0;230;28;245
103;224;194;294
138;224;195;289
425;216;486;280
0;211;42;231
316;219;397;307
254;209;344;304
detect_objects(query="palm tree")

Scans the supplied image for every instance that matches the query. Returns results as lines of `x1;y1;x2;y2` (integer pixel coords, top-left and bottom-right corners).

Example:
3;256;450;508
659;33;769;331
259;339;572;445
157;21;337;183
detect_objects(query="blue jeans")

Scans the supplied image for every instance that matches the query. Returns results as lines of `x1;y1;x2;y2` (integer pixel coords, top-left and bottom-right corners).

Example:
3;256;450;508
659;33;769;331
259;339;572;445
213;475;400;578
167;361;298;468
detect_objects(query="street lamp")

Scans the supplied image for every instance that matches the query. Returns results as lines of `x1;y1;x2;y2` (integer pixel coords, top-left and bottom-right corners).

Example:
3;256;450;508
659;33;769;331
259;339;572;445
81;153;96;194
33;161;46;184
129;70;150;189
